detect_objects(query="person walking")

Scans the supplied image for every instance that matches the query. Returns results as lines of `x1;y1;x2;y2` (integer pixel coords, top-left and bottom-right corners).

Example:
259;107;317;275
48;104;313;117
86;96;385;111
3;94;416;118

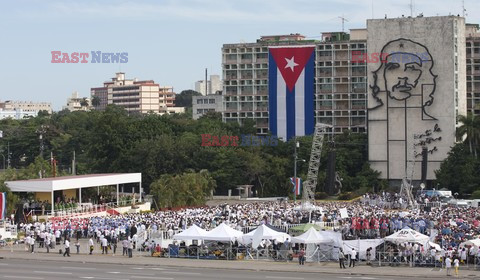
349;248;357;267
89;237;94;255
445;256;452;276
122;238;129;256
75;241;80;254
454;257;460;277
101;236;108;254
366;247;372;265
45;236;50;253
111;235;118;256
339;249;346;269
128;238;133;258
29;235;35;254
63;238;71;257
298;247;305;265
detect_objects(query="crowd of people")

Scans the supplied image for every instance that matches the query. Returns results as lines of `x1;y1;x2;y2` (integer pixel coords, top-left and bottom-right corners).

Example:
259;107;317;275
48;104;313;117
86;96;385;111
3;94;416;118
6;191;480;271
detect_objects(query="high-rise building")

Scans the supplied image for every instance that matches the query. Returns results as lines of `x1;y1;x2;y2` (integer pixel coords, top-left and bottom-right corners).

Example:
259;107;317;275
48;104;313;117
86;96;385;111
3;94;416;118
195;75;222;96
367;16;467;181
91;72;177;114
466;23;480;115
222;32;368;135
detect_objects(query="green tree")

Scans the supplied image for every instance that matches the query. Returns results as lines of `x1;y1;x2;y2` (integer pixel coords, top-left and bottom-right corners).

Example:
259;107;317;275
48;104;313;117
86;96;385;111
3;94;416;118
435;143;479;196
456;113;480;158
175;90;202;107
150;170;216;208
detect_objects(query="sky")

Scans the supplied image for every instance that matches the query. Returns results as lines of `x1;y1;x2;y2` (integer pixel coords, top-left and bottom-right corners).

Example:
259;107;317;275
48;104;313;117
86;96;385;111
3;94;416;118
1;0;479;110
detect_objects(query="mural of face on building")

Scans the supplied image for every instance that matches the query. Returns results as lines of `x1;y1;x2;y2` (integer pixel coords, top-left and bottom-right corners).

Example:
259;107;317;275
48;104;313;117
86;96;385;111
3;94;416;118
370;38;438;120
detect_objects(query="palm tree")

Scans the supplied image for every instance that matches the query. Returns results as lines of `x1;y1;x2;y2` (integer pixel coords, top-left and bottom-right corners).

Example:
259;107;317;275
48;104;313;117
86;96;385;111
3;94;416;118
91;95;101;108
456;112;480;158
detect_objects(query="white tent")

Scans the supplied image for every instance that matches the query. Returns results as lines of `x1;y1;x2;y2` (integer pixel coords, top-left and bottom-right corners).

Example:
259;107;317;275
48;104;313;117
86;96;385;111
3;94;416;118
203;223;243;242
242;224;290;248
462;239;480;247
384;228;429;244
291;228;333;244
173;224;208;241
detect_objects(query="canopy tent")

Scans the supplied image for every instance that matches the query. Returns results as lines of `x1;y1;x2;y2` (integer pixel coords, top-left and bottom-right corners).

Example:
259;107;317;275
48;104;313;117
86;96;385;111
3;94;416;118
173;224;208;241
429;241;442;251
291;227;333;244
203;223;243;242
384;228;429;245
461;239;480;247
289;223;323;234
242;224;291;248
6;173;142;214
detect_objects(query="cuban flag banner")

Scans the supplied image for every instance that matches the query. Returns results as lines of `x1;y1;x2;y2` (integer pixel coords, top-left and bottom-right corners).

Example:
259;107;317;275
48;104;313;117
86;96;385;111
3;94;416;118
269;46;315;141
290;177;302;196
0;192;6;220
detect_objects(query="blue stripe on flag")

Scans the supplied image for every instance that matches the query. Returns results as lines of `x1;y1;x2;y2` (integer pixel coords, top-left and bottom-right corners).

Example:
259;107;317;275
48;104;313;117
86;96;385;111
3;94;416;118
268;54;277;136
304;53;315;135
286;87;295;141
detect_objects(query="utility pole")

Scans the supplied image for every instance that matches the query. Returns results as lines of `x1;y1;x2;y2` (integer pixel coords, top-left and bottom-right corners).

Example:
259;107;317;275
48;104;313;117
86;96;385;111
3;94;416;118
72;150;76;175
37;125;48;158
7;141;11;169
338;15;349;33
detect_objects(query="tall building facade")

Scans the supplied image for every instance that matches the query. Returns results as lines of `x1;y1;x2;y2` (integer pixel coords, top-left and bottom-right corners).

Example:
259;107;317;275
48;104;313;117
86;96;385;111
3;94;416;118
195;75;222;96
367;16;467;181
91;72;177;114
222;33;368;135
466;23;480;115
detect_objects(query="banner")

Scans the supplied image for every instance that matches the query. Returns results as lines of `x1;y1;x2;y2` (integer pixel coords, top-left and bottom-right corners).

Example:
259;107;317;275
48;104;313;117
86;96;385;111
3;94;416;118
290;177;302;196
268;46;315;141
0;192;6;220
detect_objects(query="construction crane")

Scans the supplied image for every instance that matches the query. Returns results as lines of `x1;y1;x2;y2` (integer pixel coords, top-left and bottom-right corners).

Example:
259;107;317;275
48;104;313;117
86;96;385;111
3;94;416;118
301;123;331;210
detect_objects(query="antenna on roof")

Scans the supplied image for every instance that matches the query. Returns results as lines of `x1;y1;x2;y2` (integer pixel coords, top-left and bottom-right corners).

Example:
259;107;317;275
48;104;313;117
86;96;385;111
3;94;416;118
462;0;468;17
338;15;349;33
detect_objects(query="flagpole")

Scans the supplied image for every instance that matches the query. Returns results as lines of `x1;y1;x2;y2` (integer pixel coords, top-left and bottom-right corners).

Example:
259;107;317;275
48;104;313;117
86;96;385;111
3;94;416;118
294;137;298;202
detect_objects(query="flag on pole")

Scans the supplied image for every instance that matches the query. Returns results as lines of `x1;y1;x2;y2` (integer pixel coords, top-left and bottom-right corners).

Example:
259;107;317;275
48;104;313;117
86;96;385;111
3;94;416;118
0;192;6;220
268;46;315;141
290;177;302;196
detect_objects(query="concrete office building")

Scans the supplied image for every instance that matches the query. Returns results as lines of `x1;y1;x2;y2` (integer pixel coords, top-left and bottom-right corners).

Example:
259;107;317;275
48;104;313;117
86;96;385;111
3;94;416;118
367;16;467;181
195;75;222;96
0;100;52;114
466;23;480;115
192;94;223;120
91;73;177;114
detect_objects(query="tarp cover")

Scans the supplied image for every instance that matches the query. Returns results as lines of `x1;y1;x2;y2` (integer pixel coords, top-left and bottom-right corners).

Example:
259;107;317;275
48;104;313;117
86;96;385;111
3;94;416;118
384;227;429;245
203;223;243;242
173;224;207;241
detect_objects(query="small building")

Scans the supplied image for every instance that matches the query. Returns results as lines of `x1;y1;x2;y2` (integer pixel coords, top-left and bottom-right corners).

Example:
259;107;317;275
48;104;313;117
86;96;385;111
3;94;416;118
192;95;223;120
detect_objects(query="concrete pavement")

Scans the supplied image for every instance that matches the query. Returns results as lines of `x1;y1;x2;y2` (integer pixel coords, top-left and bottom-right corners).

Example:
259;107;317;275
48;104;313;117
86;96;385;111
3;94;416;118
1;248;480;279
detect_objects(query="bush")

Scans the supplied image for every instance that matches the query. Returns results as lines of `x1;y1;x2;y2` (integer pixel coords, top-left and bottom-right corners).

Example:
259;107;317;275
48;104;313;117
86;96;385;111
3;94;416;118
337;192;354;200
472;190;480;199
315;192;329;200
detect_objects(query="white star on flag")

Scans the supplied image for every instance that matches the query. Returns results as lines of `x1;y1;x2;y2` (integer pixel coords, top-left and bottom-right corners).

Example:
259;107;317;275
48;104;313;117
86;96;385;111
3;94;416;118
284;56;298;72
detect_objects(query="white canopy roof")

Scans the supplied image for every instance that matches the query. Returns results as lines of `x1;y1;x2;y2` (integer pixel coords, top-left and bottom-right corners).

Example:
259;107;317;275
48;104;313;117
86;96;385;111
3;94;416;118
291;227;333;244
173;224;208;241
384;228;429;244
462;239;480;247
242;224;290;248
203;223;243;242
6;173;142;192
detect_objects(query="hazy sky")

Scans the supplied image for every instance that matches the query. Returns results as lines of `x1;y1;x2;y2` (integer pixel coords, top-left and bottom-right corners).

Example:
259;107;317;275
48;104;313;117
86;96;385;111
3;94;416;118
1;0;479;110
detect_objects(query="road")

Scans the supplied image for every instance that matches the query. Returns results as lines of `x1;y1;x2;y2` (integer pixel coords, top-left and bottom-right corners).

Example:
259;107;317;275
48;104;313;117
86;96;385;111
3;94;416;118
0;259;457;280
